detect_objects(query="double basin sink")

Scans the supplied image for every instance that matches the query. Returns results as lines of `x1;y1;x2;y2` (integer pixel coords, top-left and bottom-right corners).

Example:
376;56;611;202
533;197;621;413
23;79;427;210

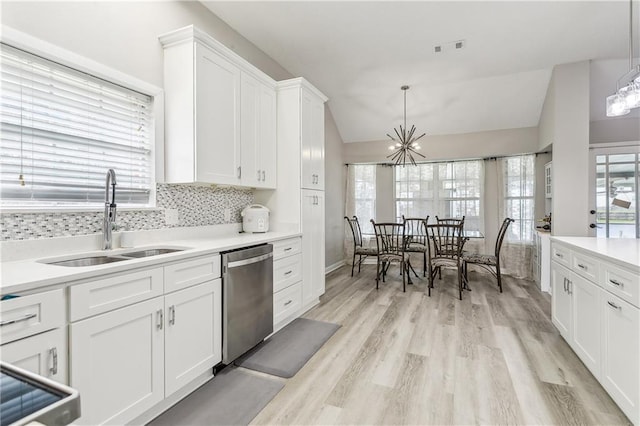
43;248;186;267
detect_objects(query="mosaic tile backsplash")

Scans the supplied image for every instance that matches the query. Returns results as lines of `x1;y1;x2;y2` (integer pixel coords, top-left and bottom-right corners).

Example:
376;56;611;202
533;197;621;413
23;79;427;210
0;184;254;241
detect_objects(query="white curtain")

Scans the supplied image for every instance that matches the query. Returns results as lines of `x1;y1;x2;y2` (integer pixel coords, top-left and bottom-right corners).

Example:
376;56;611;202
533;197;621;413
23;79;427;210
496;157;534;279
344;165;356;265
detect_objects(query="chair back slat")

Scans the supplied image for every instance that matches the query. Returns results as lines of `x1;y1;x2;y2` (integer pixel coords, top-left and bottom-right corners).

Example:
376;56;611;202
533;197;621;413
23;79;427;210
402;215;429;247
344;216;364;247
435;215;465;227
371;220;405;259
495;218;515;257
427;223;465;261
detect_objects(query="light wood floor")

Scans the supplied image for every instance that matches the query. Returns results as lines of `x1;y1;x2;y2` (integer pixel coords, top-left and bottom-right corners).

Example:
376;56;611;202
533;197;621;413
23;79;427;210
251;265;631;425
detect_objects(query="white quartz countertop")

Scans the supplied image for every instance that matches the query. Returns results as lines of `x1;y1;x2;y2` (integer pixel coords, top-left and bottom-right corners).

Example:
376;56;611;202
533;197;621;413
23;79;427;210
0;229;300;295
550;236;640;271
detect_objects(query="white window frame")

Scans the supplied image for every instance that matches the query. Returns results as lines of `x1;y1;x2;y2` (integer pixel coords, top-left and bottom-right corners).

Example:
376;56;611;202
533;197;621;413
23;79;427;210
352;164;376;234
393;160;484;232
502;154;535;242
0;26;164;211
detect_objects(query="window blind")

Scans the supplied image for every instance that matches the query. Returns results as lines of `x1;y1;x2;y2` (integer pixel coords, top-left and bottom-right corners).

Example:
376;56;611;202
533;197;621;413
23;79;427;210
0;43;153;207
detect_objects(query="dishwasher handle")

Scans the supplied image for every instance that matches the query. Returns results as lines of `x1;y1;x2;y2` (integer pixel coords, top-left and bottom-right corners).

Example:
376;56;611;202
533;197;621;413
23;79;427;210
227;252;273;269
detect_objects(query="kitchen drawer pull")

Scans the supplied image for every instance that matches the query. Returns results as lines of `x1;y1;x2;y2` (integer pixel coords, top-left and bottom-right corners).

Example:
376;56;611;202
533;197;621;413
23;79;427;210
284;300;293;306
609;278;624;287
563;278;568;292
257;170;261;181
284;247;293;252
262;171;265;181
0;313;37;327
284;270;293;276
577;263;587;270
555;253;564;258
49;347;58;375
157;309;163;330
607;301;622;310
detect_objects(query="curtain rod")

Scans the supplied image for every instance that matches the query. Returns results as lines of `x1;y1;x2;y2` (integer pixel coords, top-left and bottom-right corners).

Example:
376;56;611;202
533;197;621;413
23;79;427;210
344;151;551;166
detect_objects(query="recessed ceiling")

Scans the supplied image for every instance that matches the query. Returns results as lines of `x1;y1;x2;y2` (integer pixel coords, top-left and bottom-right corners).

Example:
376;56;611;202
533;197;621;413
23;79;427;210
201;1;635;142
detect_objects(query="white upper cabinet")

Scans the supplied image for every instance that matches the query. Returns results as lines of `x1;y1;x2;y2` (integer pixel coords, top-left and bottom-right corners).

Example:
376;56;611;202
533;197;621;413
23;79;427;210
301;87;325;190
160;26;276;187
241;72;277;189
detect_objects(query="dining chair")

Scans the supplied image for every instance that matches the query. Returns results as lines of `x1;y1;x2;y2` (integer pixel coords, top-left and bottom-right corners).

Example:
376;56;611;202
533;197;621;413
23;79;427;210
344;216;378;276
426;223;466;300
462;217;514;293
402;215;429;277
371;220;409;292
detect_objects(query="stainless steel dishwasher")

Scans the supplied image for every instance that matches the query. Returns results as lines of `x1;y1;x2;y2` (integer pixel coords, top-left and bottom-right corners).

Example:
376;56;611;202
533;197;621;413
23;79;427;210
221;243;273;364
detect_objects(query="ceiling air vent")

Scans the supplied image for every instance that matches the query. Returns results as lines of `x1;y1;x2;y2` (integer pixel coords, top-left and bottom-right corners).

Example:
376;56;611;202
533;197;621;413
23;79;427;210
433;40;466;53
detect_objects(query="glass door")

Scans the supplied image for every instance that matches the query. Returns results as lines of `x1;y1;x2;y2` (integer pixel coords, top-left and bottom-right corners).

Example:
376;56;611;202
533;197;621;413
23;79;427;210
591;146;639;238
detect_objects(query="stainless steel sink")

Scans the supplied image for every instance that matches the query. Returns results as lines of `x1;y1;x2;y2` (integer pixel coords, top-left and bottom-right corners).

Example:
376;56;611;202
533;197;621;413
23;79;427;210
42;247;187;267
120;248;184;258
47;256;128;267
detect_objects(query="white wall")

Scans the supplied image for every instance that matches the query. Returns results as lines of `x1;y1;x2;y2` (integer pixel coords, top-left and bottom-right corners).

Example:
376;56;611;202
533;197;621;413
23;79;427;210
343;126;539;164
324;107;346;268
549;61;591;237
1;1;292;85
590;117;640;144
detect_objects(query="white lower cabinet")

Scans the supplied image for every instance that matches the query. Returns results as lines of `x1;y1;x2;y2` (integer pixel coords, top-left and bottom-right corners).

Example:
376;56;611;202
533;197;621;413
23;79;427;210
571;274;602;377
70;257;222;426
551;262;572;340
1;327;67;385
601;292;639;422
551;240;639;424
70;297;165;425
165;279;221;397
302;190;325;306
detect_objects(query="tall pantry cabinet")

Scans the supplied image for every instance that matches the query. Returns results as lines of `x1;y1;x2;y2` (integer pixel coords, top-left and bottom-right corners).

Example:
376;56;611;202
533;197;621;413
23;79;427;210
258;78;327;311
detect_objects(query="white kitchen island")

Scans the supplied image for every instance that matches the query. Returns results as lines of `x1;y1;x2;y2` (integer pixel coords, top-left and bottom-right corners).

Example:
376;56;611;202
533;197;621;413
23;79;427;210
550;236;640;425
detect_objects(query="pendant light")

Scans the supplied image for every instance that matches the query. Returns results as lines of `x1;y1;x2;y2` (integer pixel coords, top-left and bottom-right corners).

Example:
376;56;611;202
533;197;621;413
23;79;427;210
387;85;426;167
606;0;640;117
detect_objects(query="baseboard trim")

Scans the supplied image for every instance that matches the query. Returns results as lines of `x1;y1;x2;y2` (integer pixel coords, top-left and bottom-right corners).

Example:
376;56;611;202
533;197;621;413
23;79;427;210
325;260;345;274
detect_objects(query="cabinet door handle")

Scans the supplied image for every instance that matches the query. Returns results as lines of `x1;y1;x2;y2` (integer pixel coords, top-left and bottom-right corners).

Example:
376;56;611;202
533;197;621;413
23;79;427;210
237;167;242;179
284;270;293;276
568;280;572;295
609;278;624;287
563;278;567;292
157;309;163;330
257;170;261;181
607;300;622;310
284;247;292;252
262;171;266;181
0;313;37;327
577;263;587;270
49;347;58;375
170;305;176;325
555;253;564;259
284;300;293;306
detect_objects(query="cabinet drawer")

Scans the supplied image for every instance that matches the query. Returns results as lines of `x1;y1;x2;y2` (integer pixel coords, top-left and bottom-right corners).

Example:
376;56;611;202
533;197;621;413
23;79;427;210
551;242;571;268
274;254;302;293
274;282;302;326
272;237;302;261
0;289;65;344
600;263;640;308
571;251;599;283
70;268;164;322
164;255;221;293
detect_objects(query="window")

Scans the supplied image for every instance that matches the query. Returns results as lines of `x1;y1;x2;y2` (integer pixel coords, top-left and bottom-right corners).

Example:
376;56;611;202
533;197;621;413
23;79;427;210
503;155;535;242
593;148;639;239
0;43;154;208
352;164;376;234
395;160;483;231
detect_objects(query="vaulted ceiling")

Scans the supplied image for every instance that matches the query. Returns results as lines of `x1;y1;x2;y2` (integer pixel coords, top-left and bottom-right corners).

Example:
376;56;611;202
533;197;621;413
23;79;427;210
202;1;638;142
